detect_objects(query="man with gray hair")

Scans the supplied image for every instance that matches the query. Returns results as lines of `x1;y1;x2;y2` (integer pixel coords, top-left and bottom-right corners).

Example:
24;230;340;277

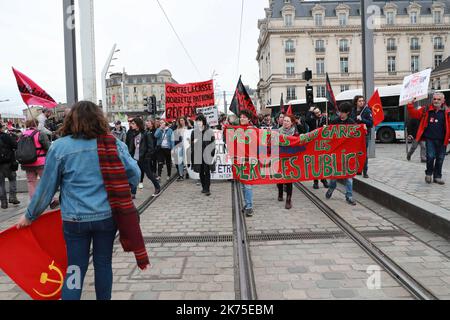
407;92;450;185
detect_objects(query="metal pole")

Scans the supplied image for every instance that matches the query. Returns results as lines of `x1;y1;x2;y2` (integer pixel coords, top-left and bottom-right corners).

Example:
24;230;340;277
63;0;78;105
122;68;126;111
79;0;97;103
361;0;376;158
101;44;117;116
224;91;228;115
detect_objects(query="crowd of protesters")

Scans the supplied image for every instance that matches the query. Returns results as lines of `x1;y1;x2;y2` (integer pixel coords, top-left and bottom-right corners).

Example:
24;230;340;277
1;88;444;301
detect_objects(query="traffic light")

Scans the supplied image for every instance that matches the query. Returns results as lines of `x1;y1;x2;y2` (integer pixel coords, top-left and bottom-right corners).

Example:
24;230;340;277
303;68;313;82
143;97;149;108
150;95;157;114
306;85;314;107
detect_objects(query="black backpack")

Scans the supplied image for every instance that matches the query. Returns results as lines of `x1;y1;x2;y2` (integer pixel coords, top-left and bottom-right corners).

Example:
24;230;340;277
16;131;40;165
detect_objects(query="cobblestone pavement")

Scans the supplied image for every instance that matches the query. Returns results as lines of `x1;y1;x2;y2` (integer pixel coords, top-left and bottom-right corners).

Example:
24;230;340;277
307;183;450;299
82;179;236;301
247;184;413;300
369;144;450;211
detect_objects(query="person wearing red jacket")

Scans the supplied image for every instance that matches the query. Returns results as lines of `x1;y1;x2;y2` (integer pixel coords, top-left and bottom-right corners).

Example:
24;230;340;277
407;93;449;185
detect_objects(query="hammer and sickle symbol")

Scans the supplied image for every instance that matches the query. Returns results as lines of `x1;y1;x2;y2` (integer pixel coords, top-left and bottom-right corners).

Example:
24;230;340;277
372;104;381;114
33;261;64;299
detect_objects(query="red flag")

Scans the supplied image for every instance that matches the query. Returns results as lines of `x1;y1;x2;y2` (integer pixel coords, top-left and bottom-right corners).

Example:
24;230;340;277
326;73;338;112
0;211;67;300
368;90;384;127
286;105;293;116
12;68;57;108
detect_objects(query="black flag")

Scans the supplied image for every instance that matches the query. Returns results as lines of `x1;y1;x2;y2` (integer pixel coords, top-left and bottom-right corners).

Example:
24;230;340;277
229;77;258;123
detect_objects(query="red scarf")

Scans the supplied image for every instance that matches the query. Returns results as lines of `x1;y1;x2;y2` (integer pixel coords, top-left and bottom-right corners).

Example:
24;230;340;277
97;134;150;270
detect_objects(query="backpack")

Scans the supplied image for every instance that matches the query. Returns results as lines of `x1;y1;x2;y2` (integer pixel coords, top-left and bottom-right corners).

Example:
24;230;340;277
16;131;40;165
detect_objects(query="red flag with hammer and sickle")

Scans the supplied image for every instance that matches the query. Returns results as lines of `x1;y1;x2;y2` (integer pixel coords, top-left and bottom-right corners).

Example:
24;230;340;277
0;211;67;300
368;90;385;127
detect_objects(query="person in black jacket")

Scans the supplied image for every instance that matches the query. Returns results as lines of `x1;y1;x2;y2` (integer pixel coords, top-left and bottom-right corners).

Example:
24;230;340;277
126;118;146;198
143;118;161;197
326;102;357;206
351;95;374;179
306;106;329;190
191;114;216;196
0;123;19;209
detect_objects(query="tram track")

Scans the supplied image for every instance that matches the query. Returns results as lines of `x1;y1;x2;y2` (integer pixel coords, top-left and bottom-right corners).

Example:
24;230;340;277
293;182;438;300
232;181;439;300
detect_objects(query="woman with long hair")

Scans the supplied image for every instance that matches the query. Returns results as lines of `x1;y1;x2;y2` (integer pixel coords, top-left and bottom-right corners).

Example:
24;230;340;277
17;101;144;300
155;119;174;181
126;117;146;196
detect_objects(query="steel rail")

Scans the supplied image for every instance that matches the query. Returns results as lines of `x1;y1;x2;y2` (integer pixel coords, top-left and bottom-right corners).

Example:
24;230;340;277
232;181;257;300
294;182;438;300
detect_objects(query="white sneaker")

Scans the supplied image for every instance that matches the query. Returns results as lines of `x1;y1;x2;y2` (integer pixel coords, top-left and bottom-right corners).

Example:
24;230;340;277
139;183;144;189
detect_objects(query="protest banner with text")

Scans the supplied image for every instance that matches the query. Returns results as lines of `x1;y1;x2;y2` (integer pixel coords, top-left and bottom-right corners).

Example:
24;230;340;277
225;125;366;185
165;80;215;122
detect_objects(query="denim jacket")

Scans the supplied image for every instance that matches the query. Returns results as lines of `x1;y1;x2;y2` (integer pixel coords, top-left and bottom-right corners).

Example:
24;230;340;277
155;128;174;150
25;136;141;223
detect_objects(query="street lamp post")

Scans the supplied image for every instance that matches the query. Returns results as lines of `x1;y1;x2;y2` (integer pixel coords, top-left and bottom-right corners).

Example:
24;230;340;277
63;0;78;105
101;44;119;117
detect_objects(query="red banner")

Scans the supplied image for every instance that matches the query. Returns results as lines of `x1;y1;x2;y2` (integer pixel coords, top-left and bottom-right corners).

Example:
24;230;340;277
0;211;67;300
165;80;215;122
225;125;366;185
12;67;58;108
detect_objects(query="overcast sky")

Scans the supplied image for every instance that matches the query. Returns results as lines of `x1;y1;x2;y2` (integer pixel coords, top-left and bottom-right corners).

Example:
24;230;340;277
0;0;268;114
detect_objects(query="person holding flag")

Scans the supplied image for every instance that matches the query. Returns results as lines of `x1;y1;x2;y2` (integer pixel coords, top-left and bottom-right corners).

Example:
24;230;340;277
351;95;374;179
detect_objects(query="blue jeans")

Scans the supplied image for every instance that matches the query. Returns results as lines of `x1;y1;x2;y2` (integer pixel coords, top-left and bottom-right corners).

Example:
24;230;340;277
241;184;253;209
328;179;353;200
426;139;446;179
62;217;117;300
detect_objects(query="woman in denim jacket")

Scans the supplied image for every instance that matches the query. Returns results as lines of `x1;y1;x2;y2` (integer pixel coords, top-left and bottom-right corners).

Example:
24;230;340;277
17;101;141;300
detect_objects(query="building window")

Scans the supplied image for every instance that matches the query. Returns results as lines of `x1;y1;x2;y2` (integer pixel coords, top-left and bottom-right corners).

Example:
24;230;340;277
315;39;325;52
410;37;420;50
411;56;419;73
316;86;326;98
388;56;396;73
285;39;295;53
410;12;418;24
386;12;395;25
433;11;442;24
435;55;443;68
340;85;350;92
286;58;295;76
287;87;296;101
339;39;349;52
285;14;293;27
315;14;323;27
434;37;444;50
435;79;441;90
340;57;349;74
387;38;396;51
316;58;325;75
338;13;347;26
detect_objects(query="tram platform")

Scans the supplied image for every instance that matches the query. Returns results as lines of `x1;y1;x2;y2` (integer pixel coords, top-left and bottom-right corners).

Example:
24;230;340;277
352;144;450;240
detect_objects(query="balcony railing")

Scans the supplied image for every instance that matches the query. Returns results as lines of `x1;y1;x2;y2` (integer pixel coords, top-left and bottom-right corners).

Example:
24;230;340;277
410;45;421;51
286;96;297;101
387;46;397;51
285;48;296;54
434;45;445;50
340;47;350;53
315;47;326;53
